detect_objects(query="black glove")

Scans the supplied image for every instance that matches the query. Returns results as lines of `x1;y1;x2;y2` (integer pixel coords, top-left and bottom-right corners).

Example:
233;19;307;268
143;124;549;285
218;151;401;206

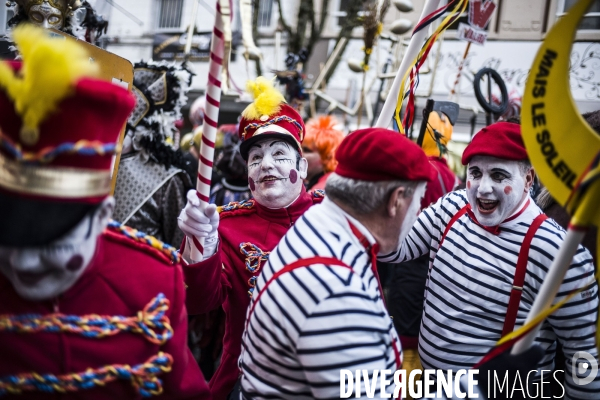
477;345;545;400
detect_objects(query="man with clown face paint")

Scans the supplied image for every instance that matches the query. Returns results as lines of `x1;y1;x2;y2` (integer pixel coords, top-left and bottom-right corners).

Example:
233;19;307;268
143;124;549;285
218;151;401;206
466;156;534;228
0;26;211;399
380;121;600;398
178;77;322;400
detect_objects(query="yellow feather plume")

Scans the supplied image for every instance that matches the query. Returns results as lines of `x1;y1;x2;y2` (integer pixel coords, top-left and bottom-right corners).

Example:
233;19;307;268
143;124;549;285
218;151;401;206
0;24;99;145
241;76;286;120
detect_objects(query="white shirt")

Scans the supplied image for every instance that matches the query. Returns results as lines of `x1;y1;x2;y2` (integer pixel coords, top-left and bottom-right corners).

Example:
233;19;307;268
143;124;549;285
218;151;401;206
380;189;599;399
239;197;400;399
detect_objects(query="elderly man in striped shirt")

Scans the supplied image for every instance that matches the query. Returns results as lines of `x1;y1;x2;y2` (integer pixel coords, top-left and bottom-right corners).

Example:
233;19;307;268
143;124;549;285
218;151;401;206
238;128;435;398
381;121;599;399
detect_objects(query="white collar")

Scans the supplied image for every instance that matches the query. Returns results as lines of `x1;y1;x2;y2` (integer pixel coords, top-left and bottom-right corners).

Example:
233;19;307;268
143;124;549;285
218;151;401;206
321;197;378;247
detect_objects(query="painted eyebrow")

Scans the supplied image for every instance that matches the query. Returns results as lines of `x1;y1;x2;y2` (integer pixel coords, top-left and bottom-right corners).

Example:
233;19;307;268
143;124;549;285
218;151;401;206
490;168;511;174
269;140;290;149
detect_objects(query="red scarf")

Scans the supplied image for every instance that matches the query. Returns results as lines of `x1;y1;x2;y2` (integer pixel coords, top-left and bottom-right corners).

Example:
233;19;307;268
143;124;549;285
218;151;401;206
465;199;530;235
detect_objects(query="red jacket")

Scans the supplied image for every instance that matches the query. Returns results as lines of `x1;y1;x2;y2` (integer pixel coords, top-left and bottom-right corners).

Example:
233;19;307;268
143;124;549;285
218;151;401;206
184;189;323;400
309;172;332;191
0;227;211;399
422;157;458;209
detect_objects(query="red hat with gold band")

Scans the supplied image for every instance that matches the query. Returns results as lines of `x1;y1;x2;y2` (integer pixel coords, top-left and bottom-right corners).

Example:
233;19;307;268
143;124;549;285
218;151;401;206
0;25;135;247
238;77;305;160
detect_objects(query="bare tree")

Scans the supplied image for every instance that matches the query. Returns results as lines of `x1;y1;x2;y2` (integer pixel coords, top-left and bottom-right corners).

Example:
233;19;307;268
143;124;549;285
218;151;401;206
252;0;263;76
274;0;330;65
322;0;364;85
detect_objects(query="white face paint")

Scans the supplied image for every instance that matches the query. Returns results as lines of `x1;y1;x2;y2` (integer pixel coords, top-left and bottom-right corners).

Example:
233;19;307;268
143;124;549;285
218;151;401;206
399;182;427;245
466;156;529;226
0;198;113;301
247;138;308;209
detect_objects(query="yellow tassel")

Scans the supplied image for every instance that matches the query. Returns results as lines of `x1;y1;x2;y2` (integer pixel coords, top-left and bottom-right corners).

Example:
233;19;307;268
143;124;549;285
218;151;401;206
0;25;99;145
241;76;286;121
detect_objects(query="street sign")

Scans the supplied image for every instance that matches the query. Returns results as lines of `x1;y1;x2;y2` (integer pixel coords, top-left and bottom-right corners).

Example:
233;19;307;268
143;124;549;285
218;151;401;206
457;22;488;45
458;0;496;46
468;0;496;29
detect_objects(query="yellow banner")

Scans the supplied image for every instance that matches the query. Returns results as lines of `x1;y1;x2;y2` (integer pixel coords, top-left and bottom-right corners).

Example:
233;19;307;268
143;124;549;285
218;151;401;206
521;0;600;209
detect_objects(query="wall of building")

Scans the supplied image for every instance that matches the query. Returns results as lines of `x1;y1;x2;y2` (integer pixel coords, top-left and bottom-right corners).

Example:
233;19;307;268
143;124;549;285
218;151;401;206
1;0;598;134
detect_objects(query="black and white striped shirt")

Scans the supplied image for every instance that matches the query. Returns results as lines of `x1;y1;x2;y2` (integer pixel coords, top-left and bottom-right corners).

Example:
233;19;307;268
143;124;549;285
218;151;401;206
239;198;400;399
380;189;600;399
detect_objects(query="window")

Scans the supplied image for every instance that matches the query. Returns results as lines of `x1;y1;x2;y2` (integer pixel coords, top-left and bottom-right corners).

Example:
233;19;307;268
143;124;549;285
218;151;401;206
257;0;274;28
158;0;184;30
558;0;600;30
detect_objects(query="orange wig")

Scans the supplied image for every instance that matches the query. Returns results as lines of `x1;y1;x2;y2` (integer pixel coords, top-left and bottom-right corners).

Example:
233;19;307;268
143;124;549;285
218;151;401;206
304;115;345;173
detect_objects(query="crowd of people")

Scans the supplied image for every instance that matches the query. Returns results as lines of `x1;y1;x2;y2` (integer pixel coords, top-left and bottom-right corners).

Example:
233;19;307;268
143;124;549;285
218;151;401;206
0;19;599;400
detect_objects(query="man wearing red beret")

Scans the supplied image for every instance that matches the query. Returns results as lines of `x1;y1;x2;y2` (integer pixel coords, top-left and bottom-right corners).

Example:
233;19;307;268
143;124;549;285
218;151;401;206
0;26;211;398
236;127;434;398
178;77;323;399
381;121;599;397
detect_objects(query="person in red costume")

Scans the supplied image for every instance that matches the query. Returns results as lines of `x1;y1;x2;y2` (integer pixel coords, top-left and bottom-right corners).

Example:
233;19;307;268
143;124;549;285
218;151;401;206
0;26;210;399
178;77;323;400
302;115;345;191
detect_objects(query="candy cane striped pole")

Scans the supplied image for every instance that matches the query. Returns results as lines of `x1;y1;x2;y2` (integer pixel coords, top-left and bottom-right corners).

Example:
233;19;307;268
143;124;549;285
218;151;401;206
190;0;227;260
449;41;471;99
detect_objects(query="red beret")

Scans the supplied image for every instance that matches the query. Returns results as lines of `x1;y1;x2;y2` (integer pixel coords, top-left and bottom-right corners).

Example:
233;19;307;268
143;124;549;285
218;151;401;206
335;128;435;182
462;122;527;165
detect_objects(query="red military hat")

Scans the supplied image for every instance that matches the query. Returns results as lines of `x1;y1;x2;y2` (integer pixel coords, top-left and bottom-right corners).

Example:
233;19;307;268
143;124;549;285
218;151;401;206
0;26;135;246
335;128;435;182
461;121;527;165
238;77;305;160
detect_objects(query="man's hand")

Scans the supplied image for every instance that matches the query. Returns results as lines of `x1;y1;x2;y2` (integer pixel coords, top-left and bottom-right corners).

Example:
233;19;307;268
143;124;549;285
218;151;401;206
178;190;220;261
477;344;545;400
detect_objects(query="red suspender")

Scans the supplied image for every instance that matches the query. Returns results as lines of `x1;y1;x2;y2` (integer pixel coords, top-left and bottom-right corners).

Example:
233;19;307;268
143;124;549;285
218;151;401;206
439;206;548;336
246;255;402;370
245;256;350;332
501;213;547;336
439;205;469;246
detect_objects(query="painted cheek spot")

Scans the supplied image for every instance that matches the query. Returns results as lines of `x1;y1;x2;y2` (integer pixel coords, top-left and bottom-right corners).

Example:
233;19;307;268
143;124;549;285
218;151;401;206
248;177;256;191
466;181;471;189
289;169;298;184
504;186;512;195
66;254;84;271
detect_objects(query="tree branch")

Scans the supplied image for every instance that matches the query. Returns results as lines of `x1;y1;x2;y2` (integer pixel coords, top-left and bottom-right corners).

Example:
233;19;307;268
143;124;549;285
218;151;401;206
274;0;293;36
252;0;263;76
322;0;363;85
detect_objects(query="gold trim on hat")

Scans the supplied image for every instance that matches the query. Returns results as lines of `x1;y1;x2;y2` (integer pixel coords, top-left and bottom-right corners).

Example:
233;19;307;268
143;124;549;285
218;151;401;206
0;156;111;198
254;124;294;137
248;126;303;155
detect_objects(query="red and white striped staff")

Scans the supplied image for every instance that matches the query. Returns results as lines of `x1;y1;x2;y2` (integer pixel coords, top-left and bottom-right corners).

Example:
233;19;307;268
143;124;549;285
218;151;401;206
190;0;229;260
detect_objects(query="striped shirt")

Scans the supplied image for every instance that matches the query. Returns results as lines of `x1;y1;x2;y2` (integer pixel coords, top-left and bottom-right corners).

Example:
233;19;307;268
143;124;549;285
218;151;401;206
380;189;599;399
239;197;401;399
